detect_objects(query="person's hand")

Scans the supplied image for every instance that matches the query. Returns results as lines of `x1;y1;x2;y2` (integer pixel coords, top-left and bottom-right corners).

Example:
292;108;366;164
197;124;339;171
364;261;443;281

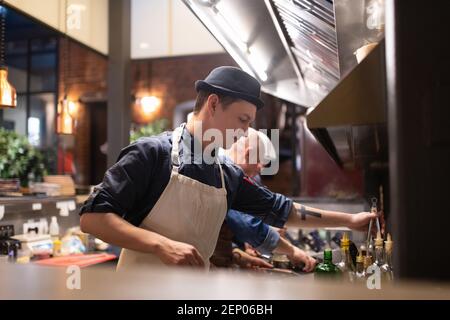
156;238;205;267
244;243;260;257
232;248;273;269
287;246;316;272
347;211;383;234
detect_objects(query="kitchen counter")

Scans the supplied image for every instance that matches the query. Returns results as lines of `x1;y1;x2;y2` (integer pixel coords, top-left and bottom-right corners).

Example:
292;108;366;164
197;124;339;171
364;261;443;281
1;263;449;300
0;195;85;238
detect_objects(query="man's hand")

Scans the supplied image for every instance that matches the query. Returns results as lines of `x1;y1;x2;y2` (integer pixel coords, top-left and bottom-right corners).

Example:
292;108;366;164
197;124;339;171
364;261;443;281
347;211;384;235
244;243;261;257
232;248;273;269
156;238;205;267
287;246;317;272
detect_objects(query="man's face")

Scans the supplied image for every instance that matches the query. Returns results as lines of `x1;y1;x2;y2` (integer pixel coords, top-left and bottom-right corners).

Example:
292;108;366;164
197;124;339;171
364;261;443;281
211;99;257;149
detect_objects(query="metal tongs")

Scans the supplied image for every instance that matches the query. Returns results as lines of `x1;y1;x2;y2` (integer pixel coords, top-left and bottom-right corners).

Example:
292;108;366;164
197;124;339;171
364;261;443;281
367;197;381;249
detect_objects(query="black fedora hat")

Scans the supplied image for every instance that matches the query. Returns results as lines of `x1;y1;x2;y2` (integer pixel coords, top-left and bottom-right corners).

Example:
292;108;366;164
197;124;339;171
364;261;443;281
195;66;264;109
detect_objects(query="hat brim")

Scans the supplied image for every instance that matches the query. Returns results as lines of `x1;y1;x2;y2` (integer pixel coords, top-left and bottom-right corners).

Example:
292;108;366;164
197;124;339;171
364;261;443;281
195;80;264;110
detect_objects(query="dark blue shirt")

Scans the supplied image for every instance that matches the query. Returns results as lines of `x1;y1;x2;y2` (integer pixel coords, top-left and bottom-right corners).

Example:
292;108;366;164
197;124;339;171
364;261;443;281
226;210;281;254
79;127;293;228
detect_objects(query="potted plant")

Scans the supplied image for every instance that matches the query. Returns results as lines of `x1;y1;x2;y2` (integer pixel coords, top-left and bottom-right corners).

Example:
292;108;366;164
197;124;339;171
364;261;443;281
130;119;168;143
0;128;47;191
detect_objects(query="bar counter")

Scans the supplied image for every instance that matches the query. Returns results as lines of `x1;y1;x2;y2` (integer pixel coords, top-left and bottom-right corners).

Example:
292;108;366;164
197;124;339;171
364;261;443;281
1;263;449;300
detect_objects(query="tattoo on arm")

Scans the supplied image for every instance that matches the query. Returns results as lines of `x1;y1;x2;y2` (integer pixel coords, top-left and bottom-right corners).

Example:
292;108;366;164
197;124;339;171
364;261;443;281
298;205;322;221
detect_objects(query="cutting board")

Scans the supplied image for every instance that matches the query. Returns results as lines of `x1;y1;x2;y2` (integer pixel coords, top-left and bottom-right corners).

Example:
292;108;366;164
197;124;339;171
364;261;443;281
35;253;116;268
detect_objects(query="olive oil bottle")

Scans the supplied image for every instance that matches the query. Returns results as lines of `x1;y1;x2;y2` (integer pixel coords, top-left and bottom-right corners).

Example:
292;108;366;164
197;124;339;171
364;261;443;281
314;249;340;280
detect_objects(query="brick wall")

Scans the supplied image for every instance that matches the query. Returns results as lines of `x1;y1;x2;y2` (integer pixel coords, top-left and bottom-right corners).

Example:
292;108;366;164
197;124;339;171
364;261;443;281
131;53;238;127
58;37;107;185
131;53;297;195
58;42;362;197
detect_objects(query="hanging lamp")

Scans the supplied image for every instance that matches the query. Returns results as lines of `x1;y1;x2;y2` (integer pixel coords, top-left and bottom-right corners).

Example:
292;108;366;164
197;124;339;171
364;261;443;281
0;2;17;109
56;3;75;135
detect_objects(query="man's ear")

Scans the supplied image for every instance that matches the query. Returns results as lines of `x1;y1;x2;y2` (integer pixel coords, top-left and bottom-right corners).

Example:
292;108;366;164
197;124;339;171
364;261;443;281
206;94;219;116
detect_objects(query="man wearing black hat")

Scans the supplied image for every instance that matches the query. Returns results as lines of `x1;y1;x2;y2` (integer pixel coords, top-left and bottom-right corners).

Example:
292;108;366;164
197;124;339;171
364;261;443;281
79;66;379;270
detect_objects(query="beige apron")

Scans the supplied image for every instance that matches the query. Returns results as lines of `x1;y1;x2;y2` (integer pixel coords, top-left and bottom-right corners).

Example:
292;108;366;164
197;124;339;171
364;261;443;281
116;124;228;271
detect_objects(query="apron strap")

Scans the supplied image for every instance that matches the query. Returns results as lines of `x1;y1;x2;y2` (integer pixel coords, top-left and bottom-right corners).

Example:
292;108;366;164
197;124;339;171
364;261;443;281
171;124;185;173
172;123;226;190
216;157;226;190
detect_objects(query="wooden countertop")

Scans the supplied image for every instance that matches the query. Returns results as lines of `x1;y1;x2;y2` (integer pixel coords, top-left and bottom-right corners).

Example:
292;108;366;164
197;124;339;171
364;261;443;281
1;263;449;300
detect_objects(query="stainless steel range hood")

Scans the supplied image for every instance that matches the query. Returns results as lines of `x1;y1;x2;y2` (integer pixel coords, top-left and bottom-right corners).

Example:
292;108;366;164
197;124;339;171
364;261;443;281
307;40;386;129
182;0;384;107
182;0;329;107
183;0;387;169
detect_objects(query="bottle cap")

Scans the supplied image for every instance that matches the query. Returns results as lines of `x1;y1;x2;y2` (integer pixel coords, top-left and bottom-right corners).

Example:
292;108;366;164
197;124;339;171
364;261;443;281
384;233;393;252
356;251;364;263
375;231;384;247
341;232;350;247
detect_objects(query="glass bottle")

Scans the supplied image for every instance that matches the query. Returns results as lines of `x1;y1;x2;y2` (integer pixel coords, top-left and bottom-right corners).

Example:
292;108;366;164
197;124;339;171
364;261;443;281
355;251;366;280
372;231;384;269
363;254;373;279
314;249;340;280
381;233;394;282
336;233;355;282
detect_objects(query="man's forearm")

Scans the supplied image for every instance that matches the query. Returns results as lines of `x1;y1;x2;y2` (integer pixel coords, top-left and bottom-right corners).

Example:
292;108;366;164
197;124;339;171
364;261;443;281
80;212;167;254
272;236;295;256
286;203;351;229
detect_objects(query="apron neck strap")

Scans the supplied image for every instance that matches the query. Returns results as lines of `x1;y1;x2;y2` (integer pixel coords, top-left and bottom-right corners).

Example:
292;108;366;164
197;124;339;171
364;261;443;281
217;157;226;190
171;124;184;172
171;123;226;190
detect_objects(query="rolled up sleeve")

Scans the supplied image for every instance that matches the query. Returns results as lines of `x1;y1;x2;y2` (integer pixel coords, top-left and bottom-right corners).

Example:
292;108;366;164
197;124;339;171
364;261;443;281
79;139;158;225
226;209;281;254
255;226;280;255
231;176;293;228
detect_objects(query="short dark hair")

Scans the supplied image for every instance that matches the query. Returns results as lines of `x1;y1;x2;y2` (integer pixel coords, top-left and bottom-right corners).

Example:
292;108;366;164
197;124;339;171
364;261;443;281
193;90;241;114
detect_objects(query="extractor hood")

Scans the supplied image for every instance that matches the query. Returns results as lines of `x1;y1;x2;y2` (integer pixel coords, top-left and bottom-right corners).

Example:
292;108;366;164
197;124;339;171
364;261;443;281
181;0;330;107
183;0;388;168
182;0;384;107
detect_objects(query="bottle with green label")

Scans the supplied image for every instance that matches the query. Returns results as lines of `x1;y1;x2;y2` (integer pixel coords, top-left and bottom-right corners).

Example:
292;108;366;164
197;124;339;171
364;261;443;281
314;249;340;280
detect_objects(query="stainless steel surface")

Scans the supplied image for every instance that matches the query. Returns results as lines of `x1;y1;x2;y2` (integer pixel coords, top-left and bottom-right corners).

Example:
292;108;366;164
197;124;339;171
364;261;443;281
183;0;388;169
306;40;386;128
272;0;340;86
182;0;382;111
334;0;365;78
182;0;309;106
306;40;387;168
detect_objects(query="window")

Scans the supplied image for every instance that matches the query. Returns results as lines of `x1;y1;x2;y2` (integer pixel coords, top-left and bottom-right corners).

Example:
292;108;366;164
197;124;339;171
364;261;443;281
1;36;58;173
